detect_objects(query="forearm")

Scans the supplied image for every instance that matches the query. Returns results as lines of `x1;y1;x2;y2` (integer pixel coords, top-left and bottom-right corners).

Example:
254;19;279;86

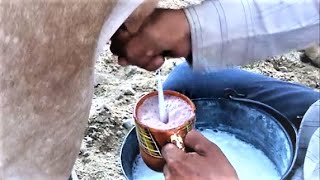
184;0;320;71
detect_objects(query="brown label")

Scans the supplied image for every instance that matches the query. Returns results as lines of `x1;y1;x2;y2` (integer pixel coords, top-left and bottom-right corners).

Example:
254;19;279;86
135;120;195;159
136;125;162;158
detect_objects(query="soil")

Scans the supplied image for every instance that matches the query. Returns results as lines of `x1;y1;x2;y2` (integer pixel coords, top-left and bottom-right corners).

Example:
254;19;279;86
74;1;319;179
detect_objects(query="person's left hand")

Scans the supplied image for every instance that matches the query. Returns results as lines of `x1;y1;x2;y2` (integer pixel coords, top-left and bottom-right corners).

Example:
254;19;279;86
161;130;239;180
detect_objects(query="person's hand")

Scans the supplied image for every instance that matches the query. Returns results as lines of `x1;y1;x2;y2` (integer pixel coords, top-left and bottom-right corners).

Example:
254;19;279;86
110;9;191;71
161;130;238;180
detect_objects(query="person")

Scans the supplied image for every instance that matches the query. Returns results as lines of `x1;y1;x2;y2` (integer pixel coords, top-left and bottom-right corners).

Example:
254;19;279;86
110;0;320;179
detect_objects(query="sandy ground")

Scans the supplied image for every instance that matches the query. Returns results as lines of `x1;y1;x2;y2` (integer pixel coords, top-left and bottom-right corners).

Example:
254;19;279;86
74;1;320;179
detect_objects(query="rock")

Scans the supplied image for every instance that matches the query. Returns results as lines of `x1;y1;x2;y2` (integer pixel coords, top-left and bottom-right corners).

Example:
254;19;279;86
273;63;280;71
79;149;85;156
85;137;93;144
311;58;320;68
304;44;320;68
116;94;124;100
116;131;123;136
82;158;91;164
278;66;288;72
123;119;135;130
122;86;136;96
82;152;90;158
125;67;138;77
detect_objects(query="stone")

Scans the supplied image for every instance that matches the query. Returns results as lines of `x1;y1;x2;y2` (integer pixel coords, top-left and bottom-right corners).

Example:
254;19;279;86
278;66;288;72
304;44;320;68
82;152;90;158
123;87;136;96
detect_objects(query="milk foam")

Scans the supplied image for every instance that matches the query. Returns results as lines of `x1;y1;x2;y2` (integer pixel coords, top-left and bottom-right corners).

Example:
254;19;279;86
137;95;194;130
132;129;281;180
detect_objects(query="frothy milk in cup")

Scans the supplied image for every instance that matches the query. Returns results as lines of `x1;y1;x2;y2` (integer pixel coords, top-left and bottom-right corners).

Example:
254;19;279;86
137;95;194;129
134;90;196;171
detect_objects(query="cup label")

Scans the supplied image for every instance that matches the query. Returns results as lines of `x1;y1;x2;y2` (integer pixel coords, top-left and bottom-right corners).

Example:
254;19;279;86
136;125;162;158
135;120;194;158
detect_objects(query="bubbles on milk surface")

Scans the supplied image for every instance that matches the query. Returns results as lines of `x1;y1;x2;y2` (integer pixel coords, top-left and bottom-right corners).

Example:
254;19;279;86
132;156;164;180
201;129;280;180
137;95;194;129
132;129;281;180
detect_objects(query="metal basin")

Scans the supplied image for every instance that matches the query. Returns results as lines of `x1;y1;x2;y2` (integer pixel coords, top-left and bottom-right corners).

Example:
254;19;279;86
120;96;298;180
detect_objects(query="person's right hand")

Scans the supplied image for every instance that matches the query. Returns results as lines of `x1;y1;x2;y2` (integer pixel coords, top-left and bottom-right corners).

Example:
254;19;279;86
110;9;192;71
161;130;239;180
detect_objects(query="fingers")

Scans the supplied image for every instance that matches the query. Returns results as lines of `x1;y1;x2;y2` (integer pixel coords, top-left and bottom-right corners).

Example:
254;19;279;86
114;23;165;70
110;10;166;71
117;52;164;71
112;30;164;70
163;164;170;179
162;144;186;180
144;56;165;71
184;130;219;156
162;143;185;163
124;33;155;68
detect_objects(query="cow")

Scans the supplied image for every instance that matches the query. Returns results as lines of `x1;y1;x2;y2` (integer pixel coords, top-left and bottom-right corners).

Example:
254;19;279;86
0;0;157;179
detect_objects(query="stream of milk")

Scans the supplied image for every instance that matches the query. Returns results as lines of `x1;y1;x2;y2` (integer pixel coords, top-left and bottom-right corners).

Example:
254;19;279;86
132;129;281;180
156;70;168;123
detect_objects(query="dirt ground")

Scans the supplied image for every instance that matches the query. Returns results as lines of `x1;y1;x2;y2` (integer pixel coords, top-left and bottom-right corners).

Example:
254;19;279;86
74;1;320;179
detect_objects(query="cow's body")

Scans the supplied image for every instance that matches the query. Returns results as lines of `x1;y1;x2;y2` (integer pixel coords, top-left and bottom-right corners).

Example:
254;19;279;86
0;0;156;179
